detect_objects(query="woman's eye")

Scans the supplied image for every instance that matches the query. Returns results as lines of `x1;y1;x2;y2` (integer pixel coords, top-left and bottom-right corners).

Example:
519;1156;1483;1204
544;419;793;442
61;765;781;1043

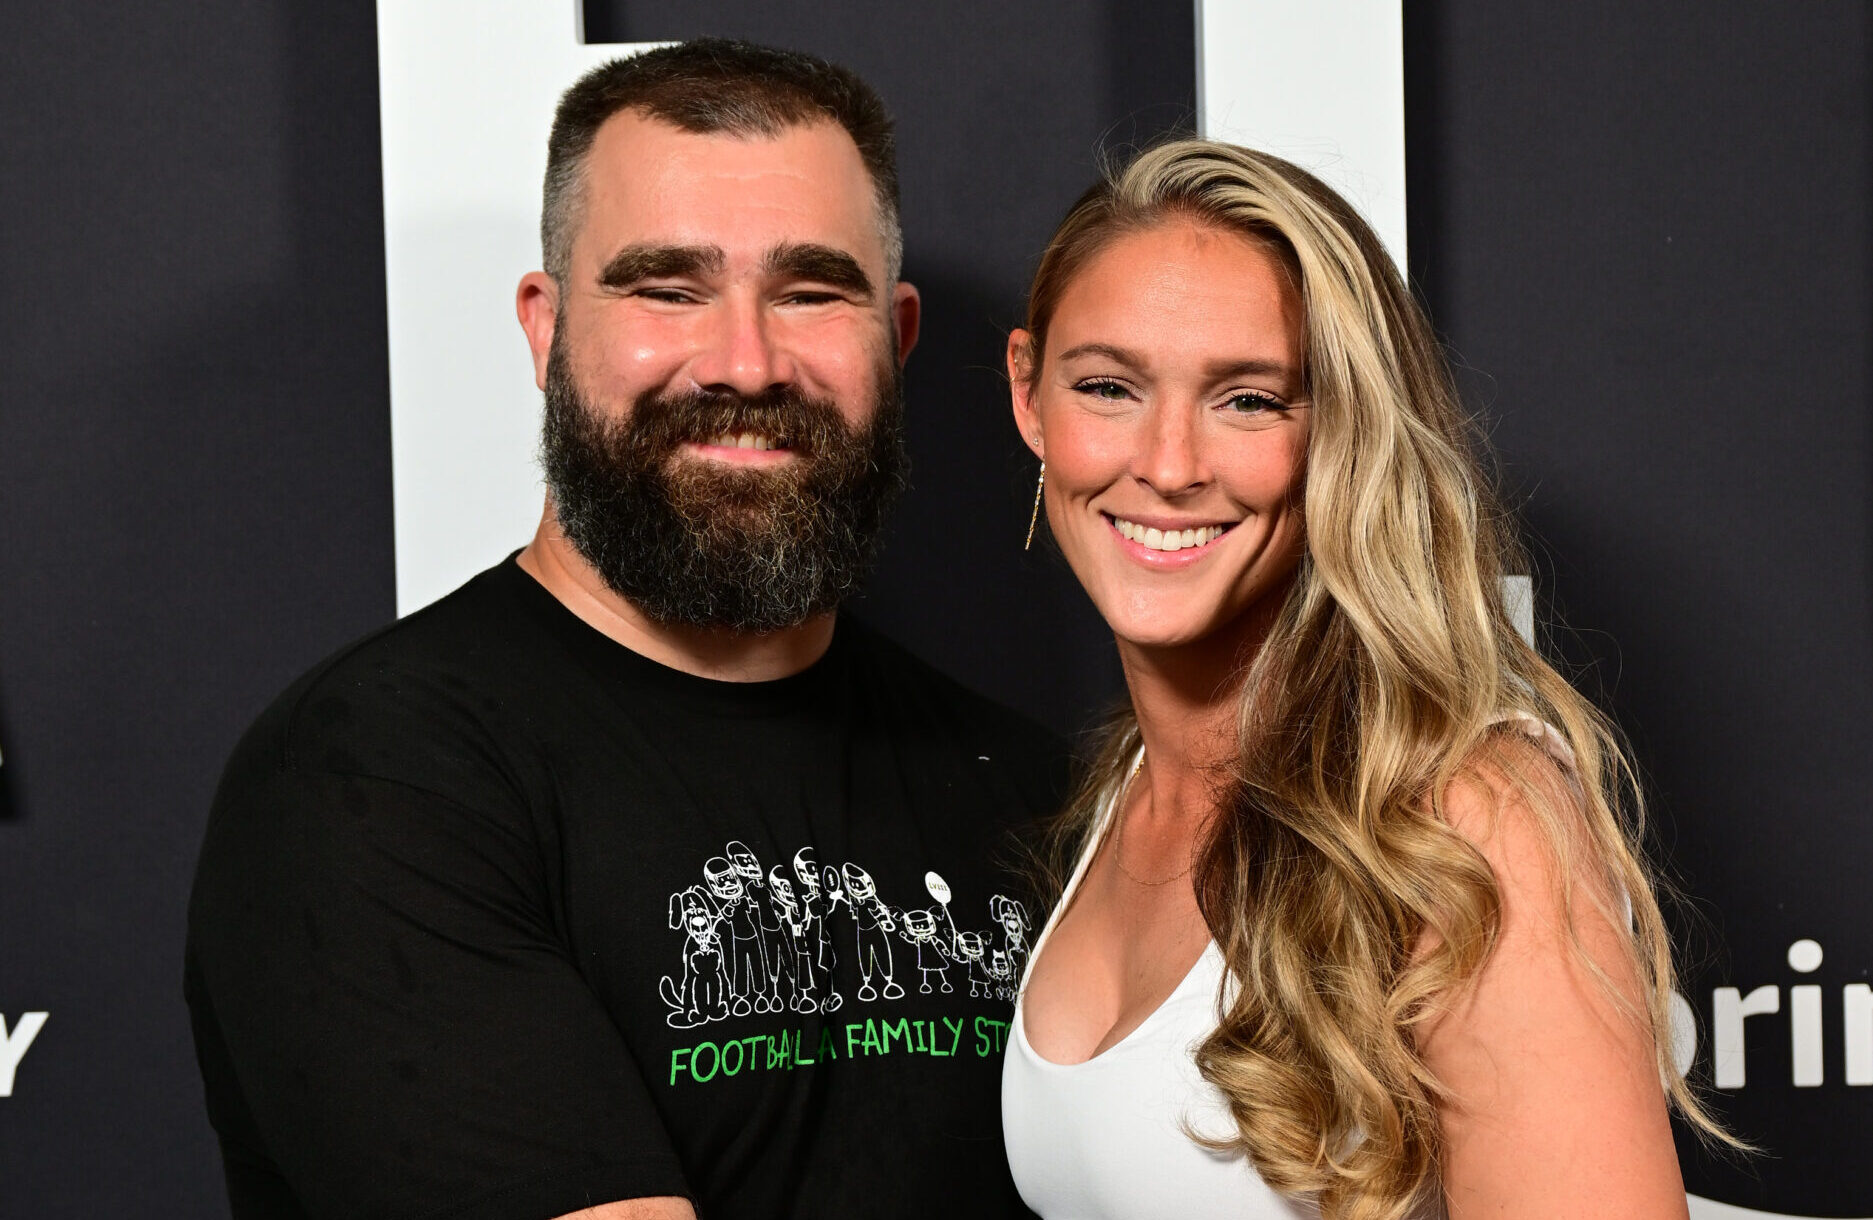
1221;390;1283;413
1076;379;1132;401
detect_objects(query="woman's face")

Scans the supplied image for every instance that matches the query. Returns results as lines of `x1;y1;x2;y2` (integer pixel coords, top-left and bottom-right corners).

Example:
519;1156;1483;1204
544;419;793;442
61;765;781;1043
1010;221;1310;655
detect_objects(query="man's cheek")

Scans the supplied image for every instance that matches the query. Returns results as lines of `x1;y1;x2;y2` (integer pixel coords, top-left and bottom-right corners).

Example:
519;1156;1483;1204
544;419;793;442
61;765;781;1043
787;316;892;387
589;314;702;387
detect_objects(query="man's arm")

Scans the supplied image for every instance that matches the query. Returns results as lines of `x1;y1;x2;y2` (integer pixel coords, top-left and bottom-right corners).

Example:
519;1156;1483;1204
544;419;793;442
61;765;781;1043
189;742;694;1219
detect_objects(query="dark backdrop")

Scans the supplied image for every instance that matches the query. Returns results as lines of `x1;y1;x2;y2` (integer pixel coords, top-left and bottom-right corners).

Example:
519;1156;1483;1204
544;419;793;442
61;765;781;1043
0;3;393;1214
1406;4;1870;1212
2;1;1869;1216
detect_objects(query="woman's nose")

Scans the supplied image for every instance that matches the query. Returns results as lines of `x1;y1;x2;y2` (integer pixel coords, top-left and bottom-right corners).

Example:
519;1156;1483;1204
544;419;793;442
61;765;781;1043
1132;402;1208;497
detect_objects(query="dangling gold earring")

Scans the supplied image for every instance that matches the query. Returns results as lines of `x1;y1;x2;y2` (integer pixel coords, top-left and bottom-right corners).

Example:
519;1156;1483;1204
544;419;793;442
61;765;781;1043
1024;459;1046;551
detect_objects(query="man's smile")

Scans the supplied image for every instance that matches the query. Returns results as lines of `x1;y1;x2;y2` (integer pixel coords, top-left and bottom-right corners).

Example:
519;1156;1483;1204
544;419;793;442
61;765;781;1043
681;433;800;466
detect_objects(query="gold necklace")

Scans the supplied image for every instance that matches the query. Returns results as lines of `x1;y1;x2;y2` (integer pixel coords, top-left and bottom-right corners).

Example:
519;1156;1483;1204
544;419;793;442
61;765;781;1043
1109;752;1196;888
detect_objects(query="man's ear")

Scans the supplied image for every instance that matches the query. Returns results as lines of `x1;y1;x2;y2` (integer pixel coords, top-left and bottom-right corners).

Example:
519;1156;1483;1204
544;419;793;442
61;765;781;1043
891;280;921;366
1007;329;1042;458
516;271;559;391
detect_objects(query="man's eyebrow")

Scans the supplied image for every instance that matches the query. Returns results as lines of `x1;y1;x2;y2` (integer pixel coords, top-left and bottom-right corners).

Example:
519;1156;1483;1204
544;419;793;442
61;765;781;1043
763;242;874;298
597;243;725;288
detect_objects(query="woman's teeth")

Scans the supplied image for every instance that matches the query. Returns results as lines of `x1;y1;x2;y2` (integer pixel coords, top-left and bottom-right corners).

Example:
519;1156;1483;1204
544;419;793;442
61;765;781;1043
1113;517;1227;552
706;432;783;451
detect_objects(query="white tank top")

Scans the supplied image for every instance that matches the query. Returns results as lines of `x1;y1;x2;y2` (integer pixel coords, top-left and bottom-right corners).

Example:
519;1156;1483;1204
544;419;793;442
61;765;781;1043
1004;933;1321;1218
998;721;1577;1220
1001;767;1321;1219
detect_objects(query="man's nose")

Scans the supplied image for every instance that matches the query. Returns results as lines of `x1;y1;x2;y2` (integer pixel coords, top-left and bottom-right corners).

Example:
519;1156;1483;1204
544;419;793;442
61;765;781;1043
688;293;796;396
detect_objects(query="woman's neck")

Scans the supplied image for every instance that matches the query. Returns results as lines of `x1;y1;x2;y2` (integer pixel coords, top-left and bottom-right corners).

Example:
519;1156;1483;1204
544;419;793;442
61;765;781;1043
1116;602;1280;823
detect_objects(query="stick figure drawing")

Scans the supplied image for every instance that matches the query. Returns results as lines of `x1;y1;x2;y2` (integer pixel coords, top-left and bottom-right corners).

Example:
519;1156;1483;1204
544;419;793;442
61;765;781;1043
656;844;1023;1027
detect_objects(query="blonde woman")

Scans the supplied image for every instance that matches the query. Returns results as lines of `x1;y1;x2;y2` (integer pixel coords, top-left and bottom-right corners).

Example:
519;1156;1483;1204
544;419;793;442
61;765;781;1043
1000;140;1723;1219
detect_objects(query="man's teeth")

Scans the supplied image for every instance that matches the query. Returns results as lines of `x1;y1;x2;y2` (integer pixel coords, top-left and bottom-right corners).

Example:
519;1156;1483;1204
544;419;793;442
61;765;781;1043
1113;517;1228;552
706;432;783;451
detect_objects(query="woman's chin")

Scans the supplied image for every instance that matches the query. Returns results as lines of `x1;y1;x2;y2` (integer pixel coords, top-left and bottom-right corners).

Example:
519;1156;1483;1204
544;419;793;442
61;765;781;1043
1098;594;1278;661
1107;618;1228;654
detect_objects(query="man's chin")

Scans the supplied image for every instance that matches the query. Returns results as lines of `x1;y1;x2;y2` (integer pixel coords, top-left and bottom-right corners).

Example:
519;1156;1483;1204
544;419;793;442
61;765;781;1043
661;457;812;520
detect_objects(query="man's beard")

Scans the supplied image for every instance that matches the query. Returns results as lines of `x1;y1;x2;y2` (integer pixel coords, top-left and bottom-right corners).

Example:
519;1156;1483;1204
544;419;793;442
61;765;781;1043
539;334;909;634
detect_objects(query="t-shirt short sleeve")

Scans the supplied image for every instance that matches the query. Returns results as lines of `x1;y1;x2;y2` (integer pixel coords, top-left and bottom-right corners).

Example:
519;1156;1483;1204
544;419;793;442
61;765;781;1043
190;570;1067;1220
187;693;691;1220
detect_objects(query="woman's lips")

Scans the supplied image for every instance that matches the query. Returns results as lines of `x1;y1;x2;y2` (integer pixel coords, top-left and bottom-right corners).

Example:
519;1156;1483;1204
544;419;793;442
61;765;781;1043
1106;513;1233;554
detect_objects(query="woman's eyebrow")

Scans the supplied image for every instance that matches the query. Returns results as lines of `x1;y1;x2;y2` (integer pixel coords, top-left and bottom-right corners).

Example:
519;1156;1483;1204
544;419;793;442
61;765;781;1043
1055;341;1144;367
1054;345;1292;383
1203;357;1293;381
598;243;725;288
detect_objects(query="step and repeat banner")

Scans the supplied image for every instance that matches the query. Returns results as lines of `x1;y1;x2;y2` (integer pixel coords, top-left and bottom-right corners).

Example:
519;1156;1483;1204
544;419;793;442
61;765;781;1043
1;1;1867;1215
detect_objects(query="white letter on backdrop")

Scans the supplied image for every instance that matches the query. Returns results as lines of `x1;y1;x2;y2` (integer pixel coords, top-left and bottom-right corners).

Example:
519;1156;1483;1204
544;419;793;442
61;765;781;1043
377;0;662;613
0;1011;48;1097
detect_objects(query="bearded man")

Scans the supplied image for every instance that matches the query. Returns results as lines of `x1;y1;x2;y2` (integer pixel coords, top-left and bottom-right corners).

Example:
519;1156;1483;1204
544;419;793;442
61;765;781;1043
185;40;1066;1220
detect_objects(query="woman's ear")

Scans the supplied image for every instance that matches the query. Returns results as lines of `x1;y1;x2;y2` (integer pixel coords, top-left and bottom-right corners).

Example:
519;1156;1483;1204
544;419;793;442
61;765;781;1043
1008;329;1042;458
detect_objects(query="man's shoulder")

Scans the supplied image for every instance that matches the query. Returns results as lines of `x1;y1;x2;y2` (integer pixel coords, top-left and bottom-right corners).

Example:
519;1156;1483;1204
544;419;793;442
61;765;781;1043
193;564;555;951
221;561;544;793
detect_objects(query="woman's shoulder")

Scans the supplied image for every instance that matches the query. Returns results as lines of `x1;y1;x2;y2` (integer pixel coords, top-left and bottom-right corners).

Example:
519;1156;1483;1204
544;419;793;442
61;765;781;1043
1440;714;1586;847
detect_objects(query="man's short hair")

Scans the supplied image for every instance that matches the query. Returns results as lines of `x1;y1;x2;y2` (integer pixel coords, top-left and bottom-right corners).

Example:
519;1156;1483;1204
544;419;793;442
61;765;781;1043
542;38;903;290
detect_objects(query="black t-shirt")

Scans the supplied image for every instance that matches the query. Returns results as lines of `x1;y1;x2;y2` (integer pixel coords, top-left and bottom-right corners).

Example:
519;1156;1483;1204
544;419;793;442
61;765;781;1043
186;558;1070;1220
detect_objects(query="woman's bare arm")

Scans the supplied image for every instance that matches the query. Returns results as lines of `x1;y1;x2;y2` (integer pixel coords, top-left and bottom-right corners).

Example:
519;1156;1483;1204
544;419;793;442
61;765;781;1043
1421;738;1687;1220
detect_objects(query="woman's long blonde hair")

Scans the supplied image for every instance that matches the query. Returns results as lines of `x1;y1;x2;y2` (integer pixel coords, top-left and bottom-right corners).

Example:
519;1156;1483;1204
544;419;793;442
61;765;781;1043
1021;139;1724;1219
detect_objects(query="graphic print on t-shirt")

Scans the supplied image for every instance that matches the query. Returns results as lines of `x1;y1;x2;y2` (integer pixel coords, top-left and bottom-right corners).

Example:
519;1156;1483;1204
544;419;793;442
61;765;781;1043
662;841;1031;1029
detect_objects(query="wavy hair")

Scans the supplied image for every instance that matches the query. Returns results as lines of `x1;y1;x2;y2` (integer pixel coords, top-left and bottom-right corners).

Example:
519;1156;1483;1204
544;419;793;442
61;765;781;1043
1018;139;1726;1219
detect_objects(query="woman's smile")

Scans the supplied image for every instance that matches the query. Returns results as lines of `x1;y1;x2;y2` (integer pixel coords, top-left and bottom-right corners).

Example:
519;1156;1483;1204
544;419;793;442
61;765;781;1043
1104;513;1233;555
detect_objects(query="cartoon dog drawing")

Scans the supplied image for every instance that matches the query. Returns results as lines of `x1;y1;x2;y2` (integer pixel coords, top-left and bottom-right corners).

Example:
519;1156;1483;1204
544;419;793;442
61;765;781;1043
660;885;730;1028
900;909;954;994
841;863;903;1001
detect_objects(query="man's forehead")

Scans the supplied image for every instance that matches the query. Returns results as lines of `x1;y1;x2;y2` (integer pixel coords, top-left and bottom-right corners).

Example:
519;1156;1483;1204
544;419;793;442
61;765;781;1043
577;109;882;265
